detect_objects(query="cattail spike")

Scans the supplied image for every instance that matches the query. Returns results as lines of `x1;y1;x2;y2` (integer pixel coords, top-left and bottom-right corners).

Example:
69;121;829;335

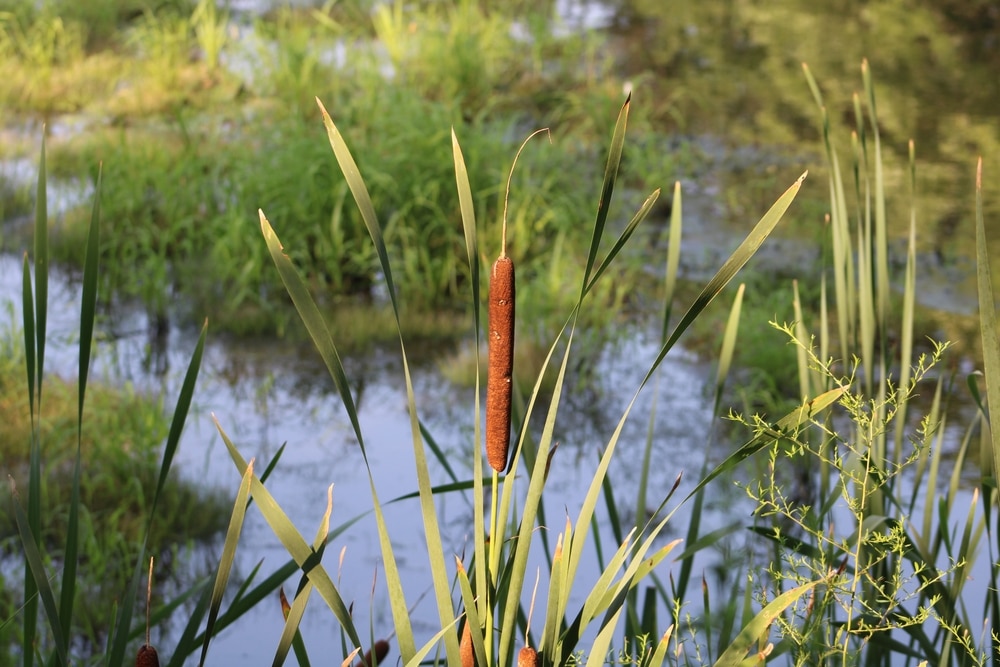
486;255;515;471
518;646;538;667
354;639;390;667
460;619;476;667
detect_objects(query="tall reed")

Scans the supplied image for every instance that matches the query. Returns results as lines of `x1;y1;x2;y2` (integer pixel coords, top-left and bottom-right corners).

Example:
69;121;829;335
722;60;1000;665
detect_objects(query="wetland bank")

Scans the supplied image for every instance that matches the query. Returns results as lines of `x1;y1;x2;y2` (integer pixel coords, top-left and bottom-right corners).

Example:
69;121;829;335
2;1;1000;665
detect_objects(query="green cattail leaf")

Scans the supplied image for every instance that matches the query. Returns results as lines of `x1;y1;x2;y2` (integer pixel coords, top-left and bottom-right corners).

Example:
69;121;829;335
9;478;66;666
274;583;313;667
541;532;566;656
60;163;103;647
317;98;399;318
658;172;806;383
260;212;365;458
646;626;674;667
78;162;102;424
452;128;480;326
108;322;207;667
975;158;1000;487
199;458;255;667
663;181;683;337
451;129;489;621
894;141;918;464
33;132;47;404
21;252;35;415
404;616;463;667
801;62;825;111
568;174;809;597
584;188;659;295
155;320;206;503
308;105;453;660
598;537;680;624
273;481;338;666
792;280;810;400
575;531;636;635
552;173;808;661
582;94;630;293
690;387;846;502
714;579;821;667
455;560;487;667
214;419;364;652
863;60;891;348
259;208;413;644
498;330;575;665
716;283;745;405
584;606;625;667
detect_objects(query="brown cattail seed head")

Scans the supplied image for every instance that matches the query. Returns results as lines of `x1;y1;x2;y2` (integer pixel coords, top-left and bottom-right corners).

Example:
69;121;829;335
135;644;160;667
518;646;538;667
486;255;515;472
354;639;390;667
460;619;476;667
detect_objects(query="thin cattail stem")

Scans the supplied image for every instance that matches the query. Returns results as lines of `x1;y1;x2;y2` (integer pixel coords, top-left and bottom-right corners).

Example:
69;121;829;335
487;128;550;472
146;557;153;647
500;128;550;257
135;557;160;667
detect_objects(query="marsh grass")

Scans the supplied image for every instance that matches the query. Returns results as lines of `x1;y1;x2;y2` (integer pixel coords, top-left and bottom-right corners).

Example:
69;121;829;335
699;61;1000;665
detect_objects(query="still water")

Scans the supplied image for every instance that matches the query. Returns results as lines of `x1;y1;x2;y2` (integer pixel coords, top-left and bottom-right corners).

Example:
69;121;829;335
0;251;740;663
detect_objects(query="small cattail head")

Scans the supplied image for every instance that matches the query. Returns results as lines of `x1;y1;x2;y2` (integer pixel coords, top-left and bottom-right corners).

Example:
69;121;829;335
518;646;538;667
135;644;160;667
354;639;390;667
460;620;476;667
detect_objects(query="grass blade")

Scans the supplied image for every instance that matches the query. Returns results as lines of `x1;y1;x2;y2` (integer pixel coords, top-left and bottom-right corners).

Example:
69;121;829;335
452;128;489;626
198;458;255;666
689;387;846;502
214;418;364;652
107;323;207;667
8;479;66;666
58;163;103;651
582;94;630;293
713;579;821;667
317;98;399;318
33;131;48;404
317;102;461;663
663;181;683;337
975;158;1000;488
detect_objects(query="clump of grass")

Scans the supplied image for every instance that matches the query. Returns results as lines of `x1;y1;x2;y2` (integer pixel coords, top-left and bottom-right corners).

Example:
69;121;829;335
4;136;238;665
711;60;1000;665
0;335;229;654
226;91;818;667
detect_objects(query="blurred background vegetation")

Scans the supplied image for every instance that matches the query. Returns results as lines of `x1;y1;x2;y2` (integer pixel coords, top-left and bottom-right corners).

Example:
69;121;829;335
0;0;995;347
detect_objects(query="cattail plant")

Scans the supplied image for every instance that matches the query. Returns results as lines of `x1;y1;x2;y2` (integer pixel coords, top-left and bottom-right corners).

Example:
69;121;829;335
354;639;390;667
135;558;159;667
485;129;549;472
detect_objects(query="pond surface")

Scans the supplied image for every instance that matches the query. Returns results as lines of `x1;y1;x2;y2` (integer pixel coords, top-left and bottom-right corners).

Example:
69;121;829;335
1;250;750;662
